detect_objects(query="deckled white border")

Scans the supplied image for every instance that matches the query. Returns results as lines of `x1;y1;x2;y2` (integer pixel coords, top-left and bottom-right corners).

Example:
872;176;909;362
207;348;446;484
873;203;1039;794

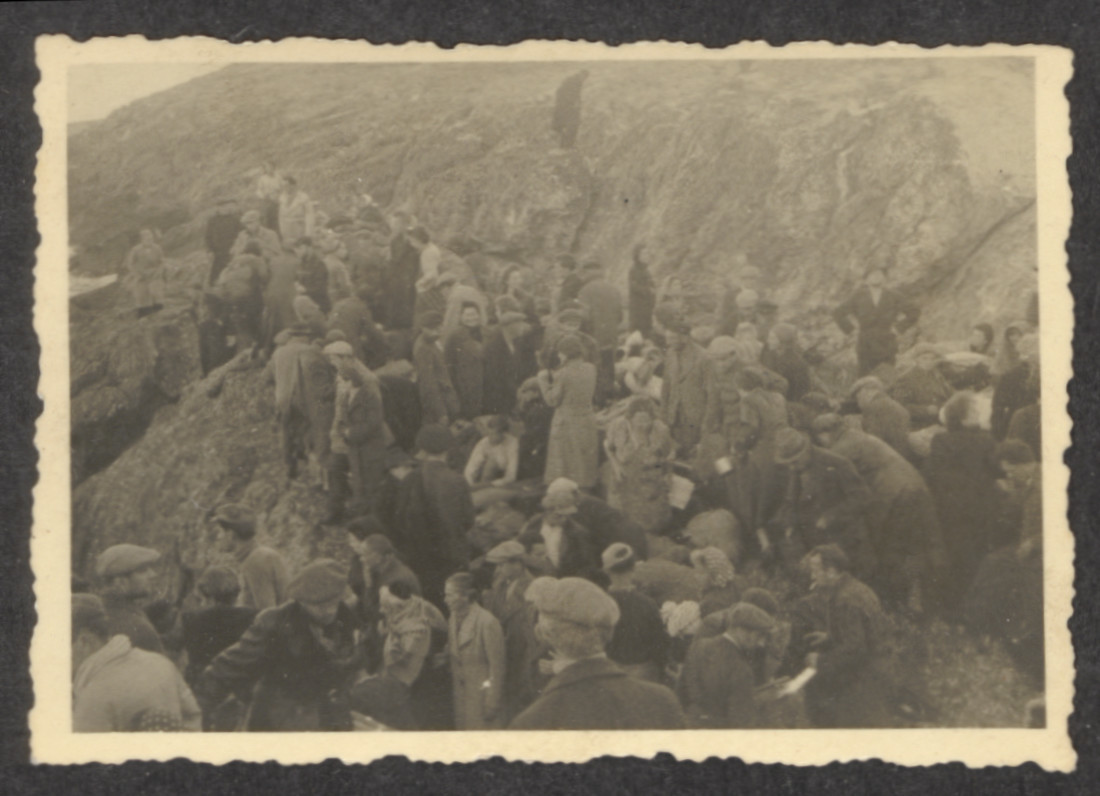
30;36;1076;769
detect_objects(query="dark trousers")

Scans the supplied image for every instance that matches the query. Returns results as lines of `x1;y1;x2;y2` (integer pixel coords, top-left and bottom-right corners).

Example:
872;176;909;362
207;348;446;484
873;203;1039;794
261;198;280;232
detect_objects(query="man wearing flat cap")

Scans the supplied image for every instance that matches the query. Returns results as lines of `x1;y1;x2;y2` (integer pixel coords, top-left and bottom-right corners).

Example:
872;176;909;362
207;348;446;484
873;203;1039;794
481;540;539;721
679;602;775;728
213;503;290;612
889;342;953;430
199;558;365;731
95;543;166;654
516;488;598;579
765;428;874;576
509;577;685;730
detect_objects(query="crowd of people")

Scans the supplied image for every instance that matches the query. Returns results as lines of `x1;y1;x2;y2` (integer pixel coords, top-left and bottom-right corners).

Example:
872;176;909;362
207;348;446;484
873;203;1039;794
79;166;1045;732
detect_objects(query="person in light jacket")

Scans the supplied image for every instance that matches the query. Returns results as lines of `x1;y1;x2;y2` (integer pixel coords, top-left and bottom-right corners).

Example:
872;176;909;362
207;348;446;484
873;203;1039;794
444;573;507;729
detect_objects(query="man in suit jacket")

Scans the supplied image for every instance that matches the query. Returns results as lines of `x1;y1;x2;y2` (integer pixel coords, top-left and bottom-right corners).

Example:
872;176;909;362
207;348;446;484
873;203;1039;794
832;268;920;376
413;312;460;426
515;490;599;579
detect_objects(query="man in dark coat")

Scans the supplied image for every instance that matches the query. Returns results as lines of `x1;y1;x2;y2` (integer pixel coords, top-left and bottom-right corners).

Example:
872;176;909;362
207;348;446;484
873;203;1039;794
516;489;599;579
679;602;775;728
832;268;920;376
761;323;812;402
293;237;331;315
802;545;894;728
482;311;532;416
768;429;874;577
413;311;460;426
851;376;913;460
544;476;650;560
627;243;656;336
555;255;584;310
198;560;365;731
601;544;668;682
94;544;166;654
551;70;589;149
482;540;539;722
661;318;710;456
889;344;953;429
394;425;475;607
812;414;944;611
382;214;420;330
329;285;388;368
444;304;486;421
577;261;623;405
179;566;256;687
205;198;243;286
510;576;685;730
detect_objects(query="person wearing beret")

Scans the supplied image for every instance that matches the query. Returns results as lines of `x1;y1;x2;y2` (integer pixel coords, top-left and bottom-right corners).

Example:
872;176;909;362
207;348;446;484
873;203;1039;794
71;594;202;733
832;267;921;376
509;577;685;730
678;602;775;728
213;503;291;612
393;424;475;608
198;559;365;731
765;429;875;578
888;343;953;430
94;543;166;654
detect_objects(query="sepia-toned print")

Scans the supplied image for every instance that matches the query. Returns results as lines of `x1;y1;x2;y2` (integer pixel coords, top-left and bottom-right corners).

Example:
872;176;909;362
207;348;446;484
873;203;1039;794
31;37;1075;768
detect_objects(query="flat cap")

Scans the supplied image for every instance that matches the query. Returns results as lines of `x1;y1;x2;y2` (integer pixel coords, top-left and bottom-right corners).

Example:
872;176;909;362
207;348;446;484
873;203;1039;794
525;576;620;628
735;289;759;309
214;502;256;532
810;412;846;435
601;542;635;572
95;544;160;579
486;540;526;564
557;308;585;324
546;477;579;497
323;340;355;357
740;587;779;617
287;558;347;604
774;428;811;464
498;311;528;327
240;209;261;223
287;321;313;337
324;329;348;344
416;423;454;455
72;593;109;628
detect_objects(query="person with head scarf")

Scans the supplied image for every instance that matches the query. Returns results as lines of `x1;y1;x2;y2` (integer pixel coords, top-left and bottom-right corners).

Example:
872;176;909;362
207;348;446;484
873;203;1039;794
603;395;674;533
538;334;599;489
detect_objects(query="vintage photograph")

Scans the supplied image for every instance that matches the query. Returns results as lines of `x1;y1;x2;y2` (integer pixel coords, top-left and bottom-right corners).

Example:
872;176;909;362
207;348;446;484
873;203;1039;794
31;38;1074;767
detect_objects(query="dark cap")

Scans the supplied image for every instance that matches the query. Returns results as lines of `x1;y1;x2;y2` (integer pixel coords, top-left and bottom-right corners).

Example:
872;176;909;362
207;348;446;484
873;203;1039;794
416;424;454;455
287;559;347;604
774;428;811;464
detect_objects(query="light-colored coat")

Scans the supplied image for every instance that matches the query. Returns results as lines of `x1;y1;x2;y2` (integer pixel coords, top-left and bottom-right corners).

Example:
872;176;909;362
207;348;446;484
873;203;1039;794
538;359;599;488
448;603;507;729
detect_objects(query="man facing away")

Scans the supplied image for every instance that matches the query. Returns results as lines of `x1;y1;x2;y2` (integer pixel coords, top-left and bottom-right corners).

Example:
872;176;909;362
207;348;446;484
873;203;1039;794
72;594;201;732
509;576;685;730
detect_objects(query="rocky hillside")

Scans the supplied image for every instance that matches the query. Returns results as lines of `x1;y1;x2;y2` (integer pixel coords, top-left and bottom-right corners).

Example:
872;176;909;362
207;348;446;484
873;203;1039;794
69;58;1037;336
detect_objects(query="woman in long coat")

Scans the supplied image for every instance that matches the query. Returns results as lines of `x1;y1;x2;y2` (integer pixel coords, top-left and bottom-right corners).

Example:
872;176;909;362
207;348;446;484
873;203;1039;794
538;335;599;488
604;396;673;532
444;303;486;420
922;391;1005;616
444;574;506;730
